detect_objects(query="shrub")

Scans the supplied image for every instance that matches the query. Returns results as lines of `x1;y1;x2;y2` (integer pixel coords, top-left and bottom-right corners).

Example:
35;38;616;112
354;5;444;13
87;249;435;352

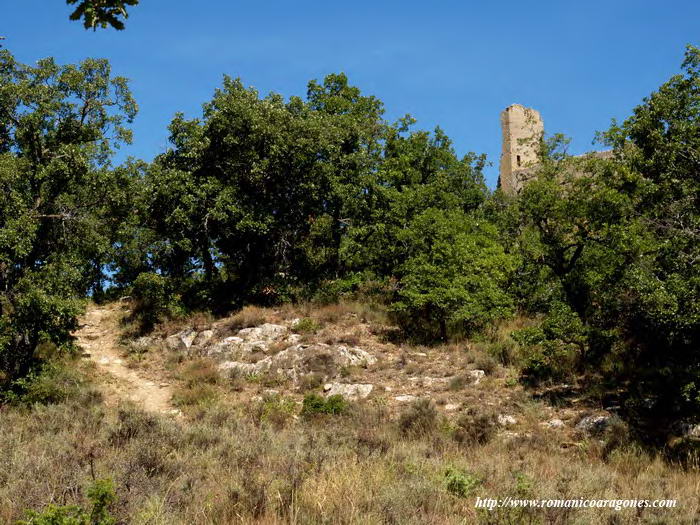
173;383;218;407
444;467;480;498
293;318;321;334
398;398;437;436
298;372;324;392
256;394;297;428
390;209;515;342
179;359;221;387
474;353;497;375
448;375;469;391
301;393;347;416
109;408;162;446
131;273;184;332
229;305;269;330
0;275;83;389
452;407;497;445
512;303;585;385
3;359;83;405
488;339;518;366
20;478;117;525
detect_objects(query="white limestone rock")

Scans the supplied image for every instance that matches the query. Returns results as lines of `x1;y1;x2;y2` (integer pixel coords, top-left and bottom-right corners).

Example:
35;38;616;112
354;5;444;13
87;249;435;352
323;382;374;400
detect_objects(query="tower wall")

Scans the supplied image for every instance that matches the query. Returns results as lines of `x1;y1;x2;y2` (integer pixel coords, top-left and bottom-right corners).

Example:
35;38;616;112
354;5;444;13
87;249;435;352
498;104;544;194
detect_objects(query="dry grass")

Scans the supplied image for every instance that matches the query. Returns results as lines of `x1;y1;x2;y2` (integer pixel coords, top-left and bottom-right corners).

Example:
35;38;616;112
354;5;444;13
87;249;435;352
2;386;699;524
153;311;214;337
172;358;222;407
8;304;696;523
228;305;274;331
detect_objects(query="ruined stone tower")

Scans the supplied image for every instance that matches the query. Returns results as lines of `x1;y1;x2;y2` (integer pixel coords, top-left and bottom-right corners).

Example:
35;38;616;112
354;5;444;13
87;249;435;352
498;104;544;194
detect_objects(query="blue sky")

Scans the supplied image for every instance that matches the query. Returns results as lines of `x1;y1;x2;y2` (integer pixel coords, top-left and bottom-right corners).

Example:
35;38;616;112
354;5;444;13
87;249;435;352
4;1;699;187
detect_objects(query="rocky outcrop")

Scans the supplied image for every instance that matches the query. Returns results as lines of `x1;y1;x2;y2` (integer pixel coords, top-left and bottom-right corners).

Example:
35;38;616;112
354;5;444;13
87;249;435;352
217;342;376;381
544;418;565;429
576;415;612;435
323;382;374;400
165;329;197;351
469;370;485;385
498;414;517;426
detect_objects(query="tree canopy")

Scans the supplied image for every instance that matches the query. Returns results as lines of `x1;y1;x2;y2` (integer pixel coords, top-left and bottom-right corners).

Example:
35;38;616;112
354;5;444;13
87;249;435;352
66;0;138;30
0;44;699;439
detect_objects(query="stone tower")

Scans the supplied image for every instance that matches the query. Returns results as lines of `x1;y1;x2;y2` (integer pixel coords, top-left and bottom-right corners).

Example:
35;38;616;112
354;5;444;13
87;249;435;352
498;104;544;194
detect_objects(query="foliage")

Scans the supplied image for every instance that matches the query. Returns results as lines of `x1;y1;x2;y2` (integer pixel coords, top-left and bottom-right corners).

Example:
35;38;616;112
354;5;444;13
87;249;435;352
129;272;184;331
391;209;515;341
3;359;84;405
512;302;586;385
444;467;480;498
493;45;700;430
1;39;699;441
596;44;700;426
66;0;138;30
398;398;438;436
0;50;137;387
451;407;497;445
20;478;116;524
292;317;321;334
300;393;348;416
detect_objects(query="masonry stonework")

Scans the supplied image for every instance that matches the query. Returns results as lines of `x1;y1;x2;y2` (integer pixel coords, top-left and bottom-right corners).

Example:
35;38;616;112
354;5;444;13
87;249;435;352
498;104;544;194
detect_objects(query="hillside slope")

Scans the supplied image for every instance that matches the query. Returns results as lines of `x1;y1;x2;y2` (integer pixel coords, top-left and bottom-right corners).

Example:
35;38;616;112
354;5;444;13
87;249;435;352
0;301;697;524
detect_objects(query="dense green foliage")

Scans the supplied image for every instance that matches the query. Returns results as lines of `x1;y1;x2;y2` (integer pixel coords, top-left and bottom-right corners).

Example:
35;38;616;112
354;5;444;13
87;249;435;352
301;393;348;416
1;44;699;437
0;50;137;389
501;45;700;432
66;0;138;30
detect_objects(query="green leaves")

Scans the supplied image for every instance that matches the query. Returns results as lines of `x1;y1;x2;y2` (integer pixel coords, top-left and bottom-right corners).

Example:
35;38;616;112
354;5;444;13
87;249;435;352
0;50;136;386
391;209;515;341
67;0;139;30
503;46;700;427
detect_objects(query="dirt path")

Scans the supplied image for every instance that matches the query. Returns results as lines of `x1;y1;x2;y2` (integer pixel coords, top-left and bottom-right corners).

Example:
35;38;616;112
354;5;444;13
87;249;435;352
75;303;179;415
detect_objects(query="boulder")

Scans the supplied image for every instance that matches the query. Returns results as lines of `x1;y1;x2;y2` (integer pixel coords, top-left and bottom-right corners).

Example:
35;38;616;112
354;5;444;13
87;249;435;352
395;394;418;402
469;369;485;385
685;424;700;438
193;329;215;347
205;337;243;356
498;414;517;426
205;336;269;359
131;336;155;352
674;421;700;438
323;382;374;400
218;361;258;376
408;376;451;388
545;418;565;429
237;323;288;341
216;342;377;382
335;345;377;367
576;415;611;434
165;329;197;351
285;334;303;345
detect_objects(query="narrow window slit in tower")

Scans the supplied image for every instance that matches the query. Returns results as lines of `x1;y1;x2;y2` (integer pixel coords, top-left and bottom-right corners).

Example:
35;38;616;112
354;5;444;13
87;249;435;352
516;155;521;167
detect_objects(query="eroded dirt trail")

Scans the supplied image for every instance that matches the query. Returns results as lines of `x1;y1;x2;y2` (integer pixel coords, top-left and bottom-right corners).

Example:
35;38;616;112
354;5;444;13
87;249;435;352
75;303;178;415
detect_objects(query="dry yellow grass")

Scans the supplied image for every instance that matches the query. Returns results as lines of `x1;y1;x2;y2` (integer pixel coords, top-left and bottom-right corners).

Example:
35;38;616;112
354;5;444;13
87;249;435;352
4;303;698;523
1;382;699;524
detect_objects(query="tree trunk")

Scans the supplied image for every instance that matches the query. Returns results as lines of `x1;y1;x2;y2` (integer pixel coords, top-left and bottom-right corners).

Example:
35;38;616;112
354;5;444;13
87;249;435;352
439;317;448;342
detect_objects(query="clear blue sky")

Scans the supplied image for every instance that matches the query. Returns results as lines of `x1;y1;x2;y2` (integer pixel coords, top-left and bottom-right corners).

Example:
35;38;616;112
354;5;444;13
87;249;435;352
4;1;699;187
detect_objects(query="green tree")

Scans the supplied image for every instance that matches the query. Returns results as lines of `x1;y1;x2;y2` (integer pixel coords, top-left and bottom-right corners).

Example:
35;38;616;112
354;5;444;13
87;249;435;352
0;50;136;387
127;73;387;310
66;0;138;30
391;208;515;341
512;46;700;430
598;44;700;423
341;119;488;278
